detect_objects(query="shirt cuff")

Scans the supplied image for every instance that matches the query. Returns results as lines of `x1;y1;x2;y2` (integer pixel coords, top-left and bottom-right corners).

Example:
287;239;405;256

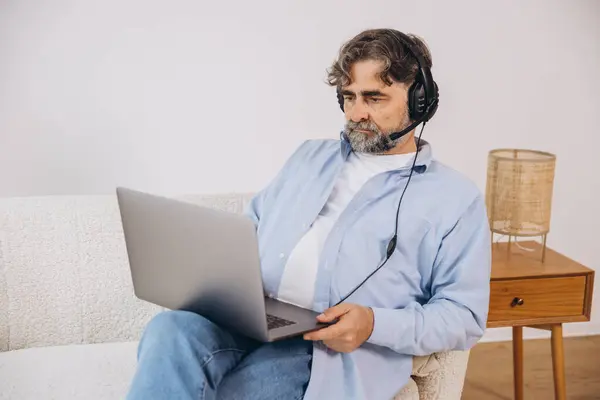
367;307;402;348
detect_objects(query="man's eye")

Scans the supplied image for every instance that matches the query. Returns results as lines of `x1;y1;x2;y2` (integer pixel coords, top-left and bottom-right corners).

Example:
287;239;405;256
370;98;381;103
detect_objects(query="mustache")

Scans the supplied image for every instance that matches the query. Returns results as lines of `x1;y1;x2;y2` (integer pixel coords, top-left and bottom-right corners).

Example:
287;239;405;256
346;121;381;134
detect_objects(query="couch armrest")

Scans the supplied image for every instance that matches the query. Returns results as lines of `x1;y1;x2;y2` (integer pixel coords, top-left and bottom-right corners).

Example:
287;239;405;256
412;350;470;400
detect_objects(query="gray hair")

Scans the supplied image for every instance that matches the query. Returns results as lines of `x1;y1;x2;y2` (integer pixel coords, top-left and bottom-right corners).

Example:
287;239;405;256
326;29;433;88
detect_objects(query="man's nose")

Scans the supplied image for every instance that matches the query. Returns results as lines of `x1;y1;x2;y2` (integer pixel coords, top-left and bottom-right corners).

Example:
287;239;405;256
348;100;369;122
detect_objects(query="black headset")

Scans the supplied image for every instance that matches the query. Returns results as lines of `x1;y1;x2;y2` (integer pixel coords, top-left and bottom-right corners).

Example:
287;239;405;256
333;30;439;306
336;30;439;131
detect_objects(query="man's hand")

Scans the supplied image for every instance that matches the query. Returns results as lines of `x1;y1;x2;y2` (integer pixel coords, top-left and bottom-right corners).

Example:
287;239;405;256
303;303;374;353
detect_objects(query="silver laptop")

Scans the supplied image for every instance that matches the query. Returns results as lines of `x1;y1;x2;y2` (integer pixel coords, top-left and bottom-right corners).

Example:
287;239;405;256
116;187;328;342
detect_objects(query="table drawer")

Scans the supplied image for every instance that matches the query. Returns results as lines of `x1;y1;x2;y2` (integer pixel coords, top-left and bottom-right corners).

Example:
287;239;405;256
488;276;586;324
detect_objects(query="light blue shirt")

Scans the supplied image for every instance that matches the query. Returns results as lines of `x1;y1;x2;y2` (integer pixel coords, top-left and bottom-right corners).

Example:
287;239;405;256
245;136;491;399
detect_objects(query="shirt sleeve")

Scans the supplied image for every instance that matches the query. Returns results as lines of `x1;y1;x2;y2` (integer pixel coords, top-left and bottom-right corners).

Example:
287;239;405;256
366;194;492;356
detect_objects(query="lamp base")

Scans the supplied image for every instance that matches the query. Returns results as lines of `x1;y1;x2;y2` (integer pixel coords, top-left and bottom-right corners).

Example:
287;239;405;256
491;232;548;263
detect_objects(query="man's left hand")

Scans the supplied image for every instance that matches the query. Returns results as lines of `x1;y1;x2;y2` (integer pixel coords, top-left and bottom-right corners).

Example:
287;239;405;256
303;303;374;353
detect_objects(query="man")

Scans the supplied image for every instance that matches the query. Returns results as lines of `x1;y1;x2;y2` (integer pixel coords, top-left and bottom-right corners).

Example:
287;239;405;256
127;28;491;399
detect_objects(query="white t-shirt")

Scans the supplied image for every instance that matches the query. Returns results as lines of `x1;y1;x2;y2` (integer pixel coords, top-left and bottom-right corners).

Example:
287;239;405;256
277;150;415;309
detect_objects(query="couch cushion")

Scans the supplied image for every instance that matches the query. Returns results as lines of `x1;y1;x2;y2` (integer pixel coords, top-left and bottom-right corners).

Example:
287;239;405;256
394;377;420;400
0;341;425;400
0;341;138;400
413;350;471;400
412;354;441;377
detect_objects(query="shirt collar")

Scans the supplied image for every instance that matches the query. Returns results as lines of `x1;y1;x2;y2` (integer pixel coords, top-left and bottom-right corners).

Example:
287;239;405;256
339;131;433;173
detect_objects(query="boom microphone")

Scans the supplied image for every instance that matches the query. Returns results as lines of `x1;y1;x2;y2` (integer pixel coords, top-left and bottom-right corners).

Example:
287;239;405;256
388;99;438;141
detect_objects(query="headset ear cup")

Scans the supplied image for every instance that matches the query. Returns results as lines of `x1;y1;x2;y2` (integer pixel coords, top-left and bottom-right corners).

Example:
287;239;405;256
426;81;439;121
408;81;426;121
336;88;344;112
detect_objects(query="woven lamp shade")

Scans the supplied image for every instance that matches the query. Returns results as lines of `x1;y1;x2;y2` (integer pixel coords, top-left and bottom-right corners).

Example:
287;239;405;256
485;149;557;254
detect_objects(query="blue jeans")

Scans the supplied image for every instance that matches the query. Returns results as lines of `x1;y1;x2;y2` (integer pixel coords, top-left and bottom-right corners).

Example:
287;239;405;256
126;310;313;400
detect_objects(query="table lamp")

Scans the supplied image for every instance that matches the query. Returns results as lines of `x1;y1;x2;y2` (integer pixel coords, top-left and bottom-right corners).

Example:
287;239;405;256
485;148;557;262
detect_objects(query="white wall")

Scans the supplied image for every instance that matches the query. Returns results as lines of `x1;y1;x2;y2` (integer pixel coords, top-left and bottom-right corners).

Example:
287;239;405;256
1;0;599;342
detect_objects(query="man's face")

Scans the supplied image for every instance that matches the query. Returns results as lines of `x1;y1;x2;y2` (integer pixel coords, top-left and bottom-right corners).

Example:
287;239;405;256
341;60;412;154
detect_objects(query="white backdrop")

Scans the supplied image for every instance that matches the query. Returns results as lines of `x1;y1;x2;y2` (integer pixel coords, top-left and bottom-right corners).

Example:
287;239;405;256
1;0;599;341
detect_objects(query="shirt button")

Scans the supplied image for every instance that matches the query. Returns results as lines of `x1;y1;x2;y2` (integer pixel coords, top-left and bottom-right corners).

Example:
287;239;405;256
279;253;285;259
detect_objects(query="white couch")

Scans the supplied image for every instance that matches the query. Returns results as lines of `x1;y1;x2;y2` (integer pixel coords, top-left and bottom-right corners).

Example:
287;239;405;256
0;193;471;399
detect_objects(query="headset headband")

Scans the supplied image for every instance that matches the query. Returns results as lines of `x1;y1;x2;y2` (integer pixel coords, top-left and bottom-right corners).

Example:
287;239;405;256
390;30;437;109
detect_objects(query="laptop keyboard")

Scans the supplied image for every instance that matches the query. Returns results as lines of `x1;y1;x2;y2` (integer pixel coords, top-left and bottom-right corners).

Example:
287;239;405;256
266;314;296;330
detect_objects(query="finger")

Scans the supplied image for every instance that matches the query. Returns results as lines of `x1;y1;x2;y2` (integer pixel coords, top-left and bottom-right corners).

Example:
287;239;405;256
322;339;344;353
323;339;351;353
304;318;349;341
304;325;341;341
317;304;352;322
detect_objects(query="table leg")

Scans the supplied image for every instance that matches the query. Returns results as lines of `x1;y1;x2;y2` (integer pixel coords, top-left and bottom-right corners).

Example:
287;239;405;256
513;326;524;400
551;324;566;400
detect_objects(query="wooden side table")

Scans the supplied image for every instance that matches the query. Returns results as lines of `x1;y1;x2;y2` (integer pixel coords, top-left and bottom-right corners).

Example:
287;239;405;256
487;241;595;400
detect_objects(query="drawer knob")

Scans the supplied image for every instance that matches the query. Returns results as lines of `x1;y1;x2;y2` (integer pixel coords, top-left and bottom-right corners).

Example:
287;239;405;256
511;297;524;307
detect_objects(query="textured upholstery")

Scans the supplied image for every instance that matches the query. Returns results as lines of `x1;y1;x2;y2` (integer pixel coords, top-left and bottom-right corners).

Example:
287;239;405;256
0;194;253;350
0;194;470;399
0;341;138;400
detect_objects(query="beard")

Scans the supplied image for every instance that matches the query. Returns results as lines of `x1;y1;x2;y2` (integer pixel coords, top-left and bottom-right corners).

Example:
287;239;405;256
344;113;412;154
